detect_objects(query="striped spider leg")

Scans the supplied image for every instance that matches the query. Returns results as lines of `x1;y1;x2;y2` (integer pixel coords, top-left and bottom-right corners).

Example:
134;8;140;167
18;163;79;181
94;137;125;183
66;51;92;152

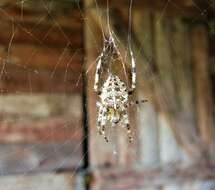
94;35;118;93
130;49;136;92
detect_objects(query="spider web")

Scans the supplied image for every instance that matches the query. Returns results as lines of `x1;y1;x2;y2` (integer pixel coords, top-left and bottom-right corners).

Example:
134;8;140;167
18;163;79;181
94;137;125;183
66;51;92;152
0;0;88;187
0;0;213;189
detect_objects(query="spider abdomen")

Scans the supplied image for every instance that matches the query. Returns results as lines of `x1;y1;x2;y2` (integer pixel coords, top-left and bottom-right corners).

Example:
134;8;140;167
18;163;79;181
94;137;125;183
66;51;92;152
100;74;128;103
97;74;129;127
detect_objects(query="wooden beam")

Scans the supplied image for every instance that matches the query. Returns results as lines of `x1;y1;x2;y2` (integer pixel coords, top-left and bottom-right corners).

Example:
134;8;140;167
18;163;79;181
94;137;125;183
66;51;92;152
0;173;79;190
192;25;214;148
0;94;82;143
0;0;80;12
0;118;82;143
92;0;201;17
0;143;82;174
90;165;215;190
84;0;114;168
0;64;82;93
133;9;160;168
0;18;82;47
151;13;201;160
0;5;82;28
0;44;82;69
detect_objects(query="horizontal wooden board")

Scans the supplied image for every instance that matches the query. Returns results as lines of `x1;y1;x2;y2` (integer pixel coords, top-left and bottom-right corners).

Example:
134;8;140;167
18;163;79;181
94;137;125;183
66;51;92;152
98;0;193;8
0;19;82;47
96;0;202;17
0;143;83;175
0;172;81;190
0;3;82;28
0;94;82;143
0;0;80;13
91;166;215;190
0;117;82;143
0;94;82;118
0;44;82;69
0;64;82;93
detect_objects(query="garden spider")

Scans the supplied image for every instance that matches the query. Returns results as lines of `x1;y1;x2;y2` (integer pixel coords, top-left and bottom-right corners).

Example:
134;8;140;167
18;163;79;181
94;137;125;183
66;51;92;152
94;34;147;143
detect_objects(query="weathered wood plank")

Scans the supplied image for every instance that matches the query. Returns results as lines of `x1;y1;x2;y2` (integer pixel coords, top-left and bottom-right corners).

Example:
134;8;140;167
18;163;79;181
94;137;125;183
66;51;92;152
0;64;82;93
0;94;82;118
0;44;82;69
0;3;82;27
153;15;180;163
0;19;82;47
153;13;200;162
159;113;182;165
133;9;160;168
97;0;201;17
191;25;214;149
0;173;79;190
84;0;109;169
0;94;82;143
0;143;82;175
169;18;200;160
163;184;181;190
0;118;82;143
90;166;215;190
0;0;80;11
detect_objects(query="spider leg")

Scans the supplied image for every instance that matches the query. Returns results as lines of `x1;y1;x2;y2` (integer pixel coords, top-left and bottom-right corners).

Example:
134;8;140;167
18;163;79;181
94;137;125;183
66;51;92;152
101;108;109;142
100;125;109;143
121;108;133;143
130;50;136;92
94;38;114;93
97;106;109;143
129;99;148;107
96;103;103;133
94;55;103;92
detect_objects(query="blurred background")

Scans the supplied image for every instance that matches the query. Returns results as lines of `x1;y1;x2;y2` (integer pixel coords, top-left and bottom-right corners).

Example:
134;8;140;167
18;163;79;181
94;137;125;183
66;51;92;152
0;0;215;190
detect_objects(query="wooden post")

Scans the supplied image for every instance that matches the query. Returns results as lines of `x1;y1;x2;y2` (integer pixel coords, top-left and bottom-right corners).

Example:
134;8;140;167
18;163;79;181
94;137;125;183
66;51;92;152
84;0;105;168
152;13;203;165
133;10;160;168
154;14;183;165
191;25;214;154
84;0;134;172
